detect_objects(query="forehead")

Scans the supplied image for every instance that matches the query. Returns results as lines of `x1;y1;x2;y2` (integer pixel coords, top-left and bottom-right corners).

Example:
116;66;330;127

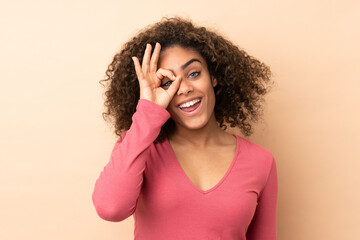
158;45;205;69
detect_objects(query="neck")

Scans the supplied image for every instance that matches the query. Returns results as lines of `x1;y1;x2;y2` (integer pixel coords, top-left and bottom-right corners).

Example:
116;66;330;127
168;112;226;149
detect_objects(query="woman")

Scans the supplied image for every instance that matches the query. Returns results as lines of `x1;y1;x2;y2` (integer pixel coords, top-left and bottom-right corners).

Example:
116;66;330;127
92;16;278;239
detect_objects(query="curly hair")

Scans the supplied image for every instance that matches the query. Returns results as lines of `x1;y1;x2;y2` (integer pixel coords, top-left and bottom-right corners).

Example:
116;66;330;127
100;16;273;143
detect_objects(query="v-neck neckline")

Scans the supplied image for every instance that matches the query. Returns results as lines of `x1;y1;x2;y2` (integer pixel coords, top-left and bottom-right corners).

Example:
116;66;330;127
165;133;241;194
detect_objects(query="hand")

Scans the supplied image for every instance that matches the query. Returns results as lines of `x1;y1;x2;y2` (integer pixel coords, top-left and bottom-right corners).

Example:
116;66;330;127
132;42;181;109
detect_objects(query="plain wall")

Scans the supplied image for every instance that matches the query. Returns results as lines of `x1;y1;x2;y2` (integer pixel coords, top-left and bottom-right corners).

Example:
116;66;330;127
1;0;359;239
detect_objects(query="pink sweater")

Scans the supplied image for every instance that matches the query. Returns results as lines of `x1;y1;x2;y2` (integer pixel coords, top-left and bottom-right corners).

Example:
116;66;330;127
92;99;278;240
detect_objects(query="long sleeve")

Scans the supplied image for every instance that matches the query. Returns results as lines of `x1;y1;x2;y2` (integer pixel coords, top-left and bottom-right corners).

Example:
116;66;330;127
92;99;170;222
246;156;278;240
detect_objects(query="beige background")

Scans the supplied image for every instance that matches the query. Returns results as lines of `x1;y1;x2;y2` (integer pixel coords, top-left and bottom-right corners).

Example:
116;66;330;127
1;0;359;239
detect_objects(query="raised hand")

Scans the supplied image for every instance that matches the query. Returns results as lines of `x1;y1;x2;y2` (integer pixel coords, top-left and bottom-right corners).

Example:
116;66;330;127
132;42;181;109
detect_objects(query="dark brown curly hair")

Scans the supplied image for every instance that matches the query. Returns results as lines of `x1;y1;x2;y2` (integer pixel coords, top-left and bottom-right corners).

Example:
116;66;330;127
100;16;274;143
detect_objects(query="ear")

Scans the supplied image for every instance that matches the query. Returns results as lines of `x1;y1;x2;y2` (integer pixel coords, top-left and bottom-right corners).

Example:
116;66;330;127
211;76;218;87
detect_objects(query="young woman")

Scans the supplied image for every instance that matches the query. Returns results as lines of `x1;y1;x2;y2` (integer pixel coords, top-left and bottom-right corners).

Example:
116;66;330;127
92;17;278;240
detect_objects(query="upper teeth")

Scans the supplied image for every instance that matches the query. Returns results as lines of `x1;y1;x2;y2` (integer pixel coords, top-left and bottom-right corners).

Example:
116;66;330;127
179;98;201;108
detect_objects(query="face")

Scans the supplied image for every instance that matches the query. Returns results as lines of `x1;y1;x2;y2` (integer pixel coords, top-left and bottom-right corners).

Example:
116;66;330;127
158;45;218;131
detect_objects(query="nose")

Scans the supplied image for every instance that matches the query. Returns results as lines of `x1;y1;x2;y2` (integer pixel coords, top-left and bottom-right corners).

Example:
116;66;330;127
176;77;193;95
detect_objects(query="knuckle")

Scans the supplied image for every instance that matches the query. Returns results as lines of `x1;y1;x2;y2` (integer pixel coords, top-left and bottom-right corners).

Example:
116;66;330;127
155;72;162;79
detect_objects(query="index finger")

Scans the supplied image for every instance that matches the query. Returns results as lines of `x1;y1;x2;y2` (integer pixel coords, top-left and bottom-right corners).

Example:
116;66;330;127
150;42;161;74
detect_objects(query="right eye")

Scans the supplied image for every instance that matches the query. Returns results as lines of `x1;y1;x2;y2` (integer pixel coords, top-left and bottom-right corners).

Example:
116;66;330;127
161;80;173;87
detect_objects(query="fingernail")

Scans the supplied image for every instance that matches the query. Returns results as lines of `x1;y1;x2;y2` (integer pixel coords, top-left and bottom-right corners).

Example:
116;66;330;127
172;75;176;79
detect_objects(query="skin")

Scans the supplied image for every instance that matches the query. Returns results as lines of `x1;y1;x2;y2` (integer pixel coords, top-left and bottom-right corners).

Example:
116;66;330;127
159;45;235;149
132;43;237;190
132;43;235;150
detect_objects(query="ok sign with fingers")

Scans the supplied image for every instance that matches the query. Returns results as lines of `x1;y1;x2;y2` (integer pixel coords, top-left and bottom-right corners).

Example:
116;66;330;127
132;42;182;109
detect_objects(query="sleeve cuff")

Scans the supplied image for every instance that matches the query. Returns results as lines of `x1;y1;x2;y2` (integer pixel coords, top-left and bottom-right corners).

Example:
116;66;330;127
136;99;171;119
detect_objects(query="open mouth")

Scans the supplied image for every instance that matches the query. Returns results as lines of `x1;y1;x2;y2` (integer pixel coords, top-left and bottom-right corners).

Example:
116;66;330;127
178;98;202;115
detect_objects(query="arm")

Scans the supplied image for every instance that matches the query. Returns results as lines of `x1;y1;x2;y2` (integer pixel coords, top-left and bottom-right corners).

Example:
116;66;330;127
246;156;278;240
92;99;170;222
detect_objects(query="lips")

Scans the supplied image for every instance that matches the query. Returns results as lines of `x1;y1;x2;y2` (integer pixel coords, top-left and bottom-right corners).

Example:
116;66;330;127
177;97;203;116
177;97;202;108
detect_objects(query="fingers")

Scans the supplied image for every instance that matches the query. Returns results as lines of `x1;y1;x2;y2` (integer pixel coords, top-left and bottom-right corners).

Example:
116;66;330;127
142;43;151;75
156;68;176;85
132;42;167;87
166;75;182;97
132;56;144;81
150;42;161;74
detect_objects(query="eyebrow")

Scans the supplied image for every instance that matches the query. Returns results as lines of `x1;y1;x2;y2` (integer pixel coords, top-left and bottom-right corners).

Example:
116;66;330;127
181;58;201;70
168;58;201;72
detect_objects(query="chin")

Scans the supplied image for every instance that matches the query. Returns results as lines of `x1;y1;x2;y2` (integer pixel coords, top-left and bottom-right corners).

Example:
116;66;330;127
177;115;211;130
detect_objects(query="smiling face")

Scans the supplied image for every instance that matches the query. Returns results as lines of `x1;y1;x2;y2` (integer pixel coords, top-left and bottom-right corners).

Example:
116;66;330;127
158;45;218;132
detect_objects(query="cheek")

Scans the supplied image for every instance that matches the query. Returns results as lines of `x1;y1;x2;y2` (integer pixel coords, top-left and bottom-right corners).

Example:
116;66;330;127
165;105;173;114
206;84;216;97
166;102;178;118
207;87;217;108
167;98;176;111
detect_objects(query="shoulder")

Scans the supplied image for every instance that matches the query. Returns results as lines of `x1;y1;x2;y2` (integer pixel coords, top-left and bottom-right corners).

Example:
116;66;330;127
238;136;273;158
237;135;275;172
